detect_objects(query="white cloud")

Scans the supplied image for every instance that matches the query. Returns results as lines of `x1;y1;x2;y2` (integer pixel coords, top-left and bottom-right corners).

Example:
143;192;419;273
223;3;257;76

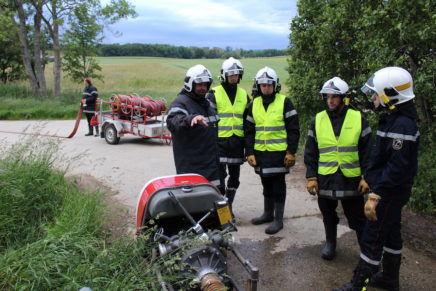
132;0;291;34
101;0;297;49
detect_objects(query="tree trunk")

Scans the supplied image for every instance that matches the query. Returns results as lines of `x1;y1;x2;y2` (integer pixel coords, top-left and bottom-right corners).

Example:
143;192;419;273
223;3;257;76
33;6;47;96
52;27;62;99
51;1;62;99
14;0;41;96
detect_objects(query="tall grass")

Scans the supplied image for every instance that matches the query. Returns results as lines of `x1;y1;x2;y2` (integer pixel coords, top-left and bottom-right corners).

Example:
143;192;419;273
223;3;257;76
0;136;182;290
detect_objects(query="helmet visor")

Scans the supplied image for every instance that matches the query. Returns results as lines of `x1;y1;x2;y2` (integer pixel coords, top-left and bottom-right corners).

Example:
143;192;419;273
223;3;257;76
193;76;211;84
319;88;343;95
193;69;212;84
224;68;243;76
319;79;345;95
361;74;375;96
257;78;274;85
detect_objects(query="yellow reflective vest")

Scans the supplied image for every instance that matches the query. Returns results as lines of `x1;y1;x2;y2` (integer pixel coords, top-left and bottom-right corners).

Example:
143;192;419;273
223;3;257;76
214;85;247;137
315;109;362;177
253;94;287;151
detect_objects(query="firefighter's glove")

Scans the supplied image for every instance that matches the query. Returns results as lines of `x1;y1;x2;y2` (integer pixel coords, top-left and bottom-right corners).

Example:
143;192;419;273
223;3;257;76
358;176;370;194
284;152;296;168
247;155;257;167
306;177;318;195
365;193;381;221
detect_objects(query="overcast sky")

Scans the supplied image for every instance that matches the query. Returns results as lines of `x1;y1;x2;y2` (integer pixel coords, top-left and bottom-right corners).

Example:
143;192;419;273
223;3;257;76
102;0;298;50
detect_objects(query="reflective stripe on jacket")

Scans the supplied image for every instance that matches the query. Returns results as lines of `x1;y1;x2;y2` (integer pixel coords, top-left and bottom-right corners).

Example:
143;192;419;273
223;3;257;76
315;109;361;177
214;85;247;137
253;93;287;151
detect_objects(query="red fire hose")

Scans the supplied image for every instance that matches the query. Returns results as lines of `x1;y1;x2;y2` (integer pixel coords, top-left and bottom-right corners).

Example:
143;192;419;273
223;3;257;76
0;103;84;139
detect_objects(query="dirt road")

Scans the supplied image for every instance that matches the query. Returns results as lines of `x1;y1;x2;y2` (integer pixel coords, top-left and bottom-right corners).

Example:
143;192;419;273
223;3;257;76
0;120;434;291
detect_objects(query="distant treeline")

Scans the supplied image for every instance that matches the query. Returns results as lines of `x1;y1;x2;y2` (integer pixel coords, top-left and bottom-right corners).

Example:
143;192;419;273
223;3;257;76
97;43;287;58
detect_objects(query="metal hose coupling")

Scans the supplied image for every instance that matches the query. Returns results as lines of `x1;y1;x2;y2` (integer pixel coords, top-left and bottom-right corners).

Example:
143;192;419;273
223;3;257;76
200;274;227;291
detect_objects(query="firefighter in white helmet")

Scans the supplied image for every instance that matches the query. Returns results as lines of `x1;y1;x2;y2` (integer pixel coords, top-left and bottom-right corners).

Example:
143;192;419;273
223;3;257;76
166;64;221;186
207;57;250;213
304;77;372;260
333;67;419;291
245;66;300;234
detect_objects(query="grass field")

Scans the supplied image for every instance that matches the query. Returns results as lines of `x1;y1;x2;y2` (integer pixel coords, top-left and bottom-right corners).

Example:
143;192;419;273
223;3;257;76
1;56;289;119
46;56;290;102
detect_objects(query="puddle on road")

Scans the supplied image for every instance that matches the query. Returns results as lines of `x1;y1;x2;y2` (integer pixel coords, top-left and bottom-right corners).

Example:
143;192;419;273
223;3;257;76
233;215;351;254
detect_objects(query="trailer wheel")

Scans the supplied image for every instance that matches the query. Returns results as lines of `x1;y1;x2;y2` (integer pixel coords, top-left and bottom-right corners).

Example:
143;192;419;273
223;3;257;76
104;124;120;145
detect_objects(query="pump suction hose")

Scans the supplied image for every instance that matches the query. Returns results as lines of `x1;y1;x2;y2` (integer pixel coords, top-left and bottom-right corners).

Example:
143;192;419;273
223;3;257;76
200;274;227;291
0;102;84;139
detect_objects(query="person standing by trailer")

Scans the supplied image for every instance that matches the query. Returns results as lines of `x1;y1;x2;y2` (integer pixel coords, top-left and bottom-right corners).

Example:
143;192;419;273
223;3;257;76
245;66;300;235
82;77;99;137
304;77;372;260
166;64;221;187
207;57;250;211
333;67;419;291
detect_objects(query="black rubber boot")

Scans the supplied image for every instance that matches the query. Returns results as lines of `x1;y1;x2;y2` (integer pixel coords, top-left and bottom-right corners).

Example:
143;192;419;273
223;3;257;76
94;126;99;137
85;125;93;136
251;197;274;225
265;202;285;235
321;222;337;260
225;188;236;206
369;252;401;291
226;188;237;216
332;259;378;291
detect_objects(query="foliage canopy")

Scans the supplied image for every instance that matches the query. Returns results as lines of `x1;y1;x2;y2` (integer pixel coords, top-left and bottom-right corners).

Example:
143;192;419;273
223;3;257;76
287;0;435;214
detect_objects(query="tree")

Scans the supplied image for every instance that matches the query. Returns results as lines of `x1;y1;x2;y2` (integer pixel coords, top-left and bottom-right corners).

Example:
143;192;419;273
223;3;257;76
287;0;435;214
13;0;135;98
288;0;434;128
62;4;103;82
0;4;25;83
11;0;48;96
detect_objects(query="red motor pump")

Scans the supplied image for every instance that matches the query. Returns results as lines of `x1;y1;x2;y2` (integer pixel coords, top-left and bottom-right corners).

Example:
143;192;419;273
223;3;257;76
136;174;259;291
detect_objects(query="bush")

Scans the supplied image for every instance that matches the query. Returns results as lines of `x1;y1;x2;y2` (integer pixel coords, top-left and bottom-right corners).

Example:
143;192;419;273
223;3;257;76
0;136;181;290
409;125;436;215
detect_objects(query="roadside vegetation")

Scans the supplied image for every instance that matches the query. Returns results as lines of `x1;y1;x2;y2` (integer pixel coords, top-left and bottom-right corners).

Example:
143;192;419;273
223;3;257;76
0;136;181;290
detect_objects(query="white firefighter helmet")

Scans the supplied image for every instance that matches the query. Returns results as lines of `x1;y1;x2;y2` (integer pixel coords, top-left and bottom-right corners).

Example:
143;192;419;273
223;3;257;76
361;66;415;107
254;66;280;91
320;77;349;95
184;64;213;92
221;57;244;80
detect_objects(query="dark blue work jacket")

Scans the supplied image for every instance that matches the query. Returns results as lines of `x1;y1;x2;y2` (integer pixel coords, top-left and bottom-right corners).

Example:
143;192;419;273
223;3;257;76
366;101;419;197
166;89;220;185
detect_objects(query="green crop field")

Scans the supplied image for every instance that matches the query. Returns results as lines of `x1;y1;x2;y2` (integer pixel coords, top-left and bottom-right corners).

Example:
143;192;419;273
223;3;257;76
45;56;289;103
1;56;289;120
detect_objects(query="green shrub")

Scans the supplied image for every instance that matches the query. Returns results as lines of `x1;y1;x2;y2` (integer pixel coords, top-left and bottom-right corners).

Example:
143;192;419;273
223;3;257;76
409;125;436;215
0;136;181;290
